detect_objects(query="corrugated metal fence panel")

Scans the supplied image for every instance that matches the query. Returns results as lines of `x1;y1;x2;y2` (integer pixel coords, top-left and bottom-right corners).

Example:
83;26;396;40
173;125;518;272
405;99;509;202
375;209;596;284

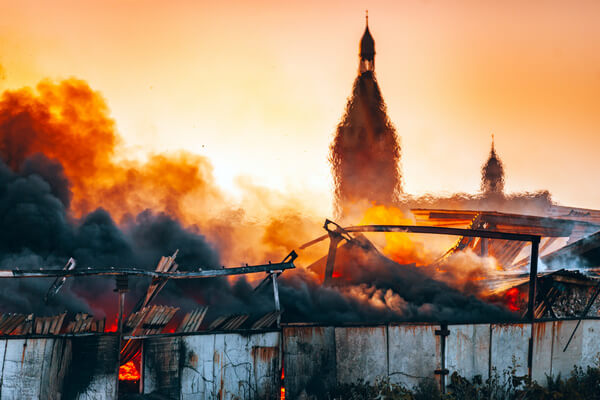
147;332;280;399
552;320;581;378
0;321;596;398
550;320;600;378
40;337;71;399
446;324;490;382
67;335;119;400
0;337;72;400
1;338;46;399
178;332;280;400
490;324;529;378
580;320;600;368
283;326;336;399
0;339;5;384
214;333;249;399
180;334;216;398
531;321;553;384
388;324;439;389
143;336;181;398
335;326;387;385
248;332;280;399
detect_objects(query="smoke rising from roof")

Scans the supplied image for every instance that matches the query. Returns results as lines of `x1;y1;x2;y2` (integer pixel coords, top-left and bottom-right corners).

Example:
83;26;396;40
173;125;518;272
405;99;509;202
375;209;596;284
0;77;527;325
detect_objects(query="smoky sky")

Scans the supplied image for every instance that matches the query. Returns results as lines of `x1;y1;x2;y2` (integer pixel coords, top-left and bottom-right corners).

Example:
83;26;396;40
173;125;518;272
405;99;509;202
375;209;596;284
0;153;220;317
0;152;519;324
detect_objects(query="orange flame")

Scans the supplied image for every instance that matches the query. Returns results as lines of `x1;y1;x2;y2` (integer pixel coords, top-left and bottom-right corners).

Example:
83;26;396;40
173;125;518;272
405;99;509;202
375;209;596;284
280;367;285;400
119;361;140;381
360;205;430;265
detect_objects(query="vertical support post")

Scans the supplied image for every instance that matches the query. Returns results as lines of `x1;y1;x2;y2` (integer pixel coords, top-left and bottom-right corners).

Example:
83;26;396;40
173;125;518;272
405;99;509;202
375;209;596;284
115;274;129;397
323;233;342;286
272;272;281;327
527;239;540;321
118;291;125;334
435;323;450;393
139;340;144;394
527;238;539;379
480;238;488;257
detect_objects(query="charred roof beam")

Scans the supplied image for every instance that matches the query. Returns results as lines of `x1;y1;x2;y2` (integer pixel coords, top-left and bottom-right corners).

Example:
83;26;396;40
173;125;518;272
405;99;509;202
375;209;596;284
0;261;296;279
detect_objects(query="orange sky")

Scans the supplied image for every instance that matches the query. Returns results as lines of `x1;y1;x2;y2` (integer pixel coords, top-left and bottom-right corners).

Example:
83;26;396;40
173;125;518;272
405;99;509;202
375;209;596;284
1;0;599;214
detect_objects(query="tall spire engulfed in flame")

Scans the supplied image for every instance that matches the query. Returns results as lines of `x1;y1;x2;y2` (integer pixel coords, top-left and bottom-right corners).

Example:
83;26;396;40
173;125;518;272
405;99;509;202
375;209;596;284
481;135;505;196
330;13;402;216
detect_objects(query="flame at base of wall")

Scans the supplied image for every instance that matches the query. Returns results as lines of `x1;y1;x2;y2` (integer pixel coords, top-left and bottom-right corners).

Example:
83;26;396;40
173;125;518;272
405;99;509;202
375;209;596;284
119;361;140;381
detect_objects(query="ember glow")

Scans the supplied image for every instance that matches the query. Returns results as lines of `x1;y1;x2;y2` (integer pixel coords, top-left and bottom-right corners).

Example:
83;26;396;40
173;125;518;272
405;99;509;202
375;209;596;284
105;319;118;333
280;367;285;400
119;361;140;381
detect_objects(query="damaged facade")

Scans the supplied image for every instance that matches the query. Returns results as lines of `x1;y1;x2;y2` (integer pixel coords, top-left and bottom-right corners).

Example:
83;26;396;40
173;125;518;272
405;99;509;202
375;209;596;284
2;320;600;399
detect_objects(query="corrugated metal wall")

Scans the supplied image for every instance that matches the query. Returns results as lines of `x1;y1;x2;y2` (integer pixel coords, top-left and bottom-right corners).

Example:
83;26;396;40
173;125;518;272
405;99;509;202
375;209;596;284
283;320;600;398
144;331;281;399
0;335;119;400
1;321;598;399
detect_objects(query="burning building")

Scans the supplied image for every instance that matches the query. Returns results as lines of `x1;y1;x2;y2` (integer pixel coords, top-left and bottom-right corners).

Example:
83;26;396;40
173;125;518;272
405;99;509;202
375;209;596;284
0;15;600;400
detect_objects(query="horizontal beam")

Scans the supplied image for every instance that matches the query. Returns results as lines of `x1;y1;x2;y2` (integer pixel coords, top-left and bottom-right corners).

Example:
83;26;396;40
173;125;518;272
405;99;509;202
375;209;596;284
301;223;541;249
343;225;541;242
0;262;295;279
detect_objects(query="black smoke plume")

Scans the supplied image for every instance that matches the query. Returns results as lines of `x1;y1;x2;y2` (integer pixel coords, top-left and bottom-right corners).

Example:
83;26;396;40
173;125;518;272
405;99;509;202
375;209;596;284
0;78;526;327
0;154;220;320
0;152;517;324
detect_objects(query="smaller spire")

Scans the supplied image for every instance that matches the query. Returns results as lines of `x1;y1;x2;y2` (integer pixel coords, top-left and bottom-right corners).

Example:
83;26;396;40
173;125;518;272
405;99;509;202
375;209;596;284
481;134;505;196
366;9;368;27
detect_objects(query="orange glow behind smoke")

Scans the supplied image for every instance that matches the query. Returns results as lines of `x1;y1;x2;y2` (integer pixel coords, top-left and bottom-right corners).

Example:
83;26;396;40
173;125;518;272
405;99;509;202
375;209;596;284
0;79;221;223
358;205;521;311
0;78;324;267
119;361;140;381
360;205;431;265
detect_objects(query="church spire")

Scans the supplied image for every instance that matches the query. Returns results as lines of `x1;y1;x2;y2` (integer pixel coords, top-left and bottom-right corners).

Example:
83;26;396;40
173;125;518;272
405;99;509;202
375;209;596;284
359;11;375;74
481;134;505;196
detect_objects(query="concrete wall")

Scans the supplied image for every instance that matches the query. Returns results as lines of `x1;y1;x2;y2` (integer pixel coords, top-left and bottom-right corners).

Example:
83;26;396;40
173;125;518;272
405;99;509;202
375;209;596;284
283;326;336;399
283;320;600;396
67;335;119;400
0;335;119;400
2;321;599;399
143;331;281;399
